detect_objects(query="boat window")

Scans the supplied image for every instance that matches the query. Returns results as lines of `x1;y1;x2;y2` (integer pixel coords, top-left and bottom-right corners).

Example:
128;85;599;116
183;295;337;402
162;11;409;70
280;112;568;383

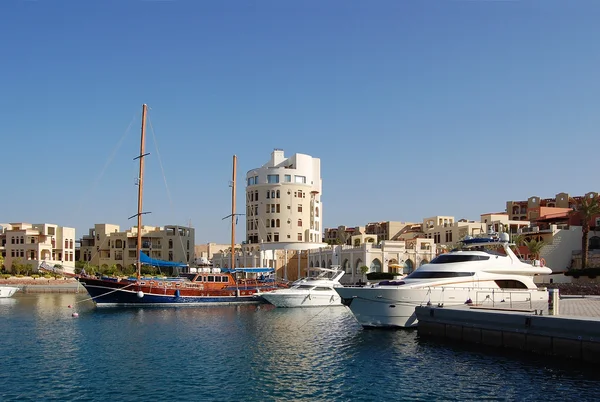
297;285;314;290
208;276;214;282
314;287;332;291
430;255;490;264
495;280;528;289
405;271;475;279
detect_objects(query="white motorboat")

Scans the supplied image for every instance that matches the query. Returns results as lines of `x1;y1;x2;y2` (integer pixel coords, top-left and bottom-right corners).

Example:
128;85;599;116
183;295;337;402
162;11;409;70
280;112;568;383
0;286;20;298
261;267;345;308
335;231;552;328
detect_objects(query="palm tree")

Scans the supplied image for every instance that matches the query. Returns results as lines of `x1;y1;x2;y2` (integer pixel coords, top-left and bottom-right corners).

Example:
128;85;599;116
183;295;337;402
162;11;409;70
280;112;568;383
524;238;545;261
570;194;600;269
510;234;525;258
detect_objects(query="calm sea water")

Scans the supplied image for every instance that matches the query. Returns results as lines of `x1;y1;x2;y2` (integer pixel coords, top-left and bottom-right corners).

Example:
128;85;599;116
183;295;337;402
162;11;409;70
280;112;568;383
1;293;599;402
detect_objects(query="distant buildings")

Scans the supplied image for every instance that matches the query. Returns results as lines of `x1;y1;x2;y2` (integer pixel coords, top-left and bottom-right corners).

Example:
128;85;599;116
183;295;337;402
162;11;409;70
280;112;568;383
78;223;193;271
0;222;76;273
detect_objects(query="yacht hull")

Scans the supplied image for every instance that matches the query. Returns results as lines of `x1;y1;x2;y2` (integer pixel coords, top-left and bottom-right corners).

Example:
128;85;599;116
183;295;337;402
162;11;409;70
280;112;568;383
79;277;267;307
336;286;549;328
261;290;342;308
0;286;19;298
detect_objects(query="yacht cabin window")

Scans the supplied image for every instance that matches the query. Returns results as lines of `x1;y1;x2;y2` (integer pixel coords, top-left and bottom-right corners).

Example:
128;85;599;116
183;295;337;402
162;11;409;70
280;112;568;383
406;271;475;279
430;255;490;264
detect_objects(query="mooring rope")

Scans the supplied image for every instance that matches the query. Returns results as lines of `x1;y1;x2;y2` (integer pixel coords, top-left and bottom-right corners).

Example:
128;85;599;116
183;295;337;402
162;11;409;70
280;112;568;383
74;281;136;305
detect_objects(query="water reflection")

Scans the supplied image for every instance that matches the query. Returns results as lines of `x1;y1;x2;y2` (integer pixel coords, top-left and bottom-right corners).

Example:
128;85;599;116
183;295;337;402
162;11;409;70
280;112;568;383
1;295;600;401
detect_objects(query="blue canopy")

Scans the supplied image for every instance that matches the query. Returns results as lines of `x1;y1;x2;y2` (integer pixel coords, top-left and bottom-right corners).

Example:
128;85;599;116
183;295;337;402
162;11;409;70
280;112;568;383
221;267;274;274
140;252;188;268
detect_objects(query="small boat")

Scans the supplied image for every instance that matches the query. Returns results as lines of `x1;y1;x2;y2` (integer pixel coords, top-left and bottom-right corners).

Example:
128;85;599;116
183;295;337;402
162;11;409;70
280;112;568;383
78;105;283;307
0;286;19;298
335;229;552;328
260;267;345;308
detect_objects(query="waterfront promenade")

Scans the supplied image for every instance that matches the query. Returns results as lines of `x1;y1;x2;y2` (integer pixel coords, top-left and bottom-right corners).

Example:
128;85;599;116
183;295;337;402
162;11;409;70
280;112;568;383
0;277;80;293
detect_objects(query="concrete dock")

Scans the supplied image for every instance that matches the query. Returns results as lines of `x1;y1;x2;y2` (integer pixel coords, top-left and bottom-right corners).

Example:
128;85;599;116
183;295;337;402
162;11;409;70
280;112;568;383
415;296;600;363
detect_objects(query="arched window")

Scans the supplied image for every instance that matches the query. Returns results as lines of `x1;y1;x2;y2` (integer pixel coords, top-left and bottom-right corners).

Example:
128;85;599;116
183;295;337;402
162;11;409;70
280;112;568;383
276;190;280;198
355;259;363;274
370;258;382;273
271;219;275;227
271;190;275;199
276;219;280;227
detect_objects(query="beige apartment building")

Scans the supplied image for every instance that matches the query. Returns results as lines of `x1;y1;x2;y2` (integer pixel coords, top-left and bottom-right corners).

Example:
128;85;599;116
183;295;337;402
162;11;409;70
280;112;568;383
422;214;531;246
0;222;76;273
79;223;194;270
324;222;422;245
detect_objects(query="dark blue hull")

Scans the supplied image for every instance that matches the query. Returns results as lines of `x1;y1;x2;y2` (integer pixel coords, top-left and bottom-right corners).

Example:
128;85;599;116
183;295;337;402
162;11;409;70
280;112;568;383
79;278;266;307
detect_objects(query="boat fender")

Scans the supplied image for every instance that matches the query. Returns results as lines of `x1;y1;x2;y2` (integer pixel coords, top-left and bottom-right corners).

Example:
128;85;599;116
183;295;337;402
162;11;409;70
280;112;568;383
175;289;180;298
540;258;546;267
137;291;144;298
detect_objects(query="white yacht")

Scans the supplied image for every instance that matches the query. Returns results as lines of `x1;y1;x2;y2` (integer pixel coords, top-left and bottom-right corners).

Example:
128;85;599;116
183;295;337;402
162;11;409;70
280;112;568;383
335;231;552;328
261;267;345;308
0;286;19;298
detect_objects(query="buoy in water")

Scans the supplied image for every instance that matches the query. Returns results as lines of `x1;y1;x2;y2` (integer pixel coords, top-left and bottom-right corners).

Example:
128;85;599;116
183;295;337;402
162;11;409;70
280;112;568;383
137;291;144;298
68;305;72;308
72;313;79;318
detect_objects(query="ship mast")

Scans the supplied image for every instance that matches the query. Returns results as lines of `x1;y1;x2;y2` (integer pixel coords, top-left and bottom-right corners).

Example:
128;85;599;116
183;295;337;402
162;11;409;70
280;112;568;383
135;104;148;281
231;155;237;270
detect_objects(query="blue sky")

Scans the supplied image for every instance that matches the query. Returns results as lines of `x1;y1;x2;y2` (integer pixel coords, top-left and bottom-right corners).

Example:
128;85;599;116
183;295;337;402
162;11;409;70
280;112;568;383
1;0;599;244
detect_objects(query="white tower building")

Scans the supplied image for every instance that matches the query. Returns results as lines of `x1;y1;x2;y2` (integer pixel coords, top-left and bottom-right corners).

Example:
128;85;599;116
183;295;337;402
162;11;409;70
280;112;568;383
245;149;323;245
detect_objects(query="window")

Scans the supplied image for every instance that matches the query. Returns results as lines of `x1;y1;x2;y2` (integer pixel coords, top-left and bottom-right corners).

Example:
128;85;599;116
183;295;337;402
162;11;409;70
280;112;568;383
266;191;270;199
266;205;270;213
430;255;490;264
271;219;275;227
276;190;280;198
298;233;303;241
298;219;303;227
276;204;280;213
267;234;272;242
495;280;527;289
316;207;319;217
247;177;254;186
266;220;270;228
284;175;291;182
271;205;275;213
267;174;279;184
276;219;280;227
274;233;279;242
294;175;306;184
406;271;475;279
298;204;303;213
271;190;275;198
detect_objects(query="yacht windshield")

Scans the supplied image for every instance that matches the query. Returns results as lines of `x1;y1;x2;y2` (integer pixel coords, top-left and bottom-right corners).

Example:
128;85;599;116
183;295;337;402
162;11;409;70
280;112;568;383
430;254;490;264
405;271;475;279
